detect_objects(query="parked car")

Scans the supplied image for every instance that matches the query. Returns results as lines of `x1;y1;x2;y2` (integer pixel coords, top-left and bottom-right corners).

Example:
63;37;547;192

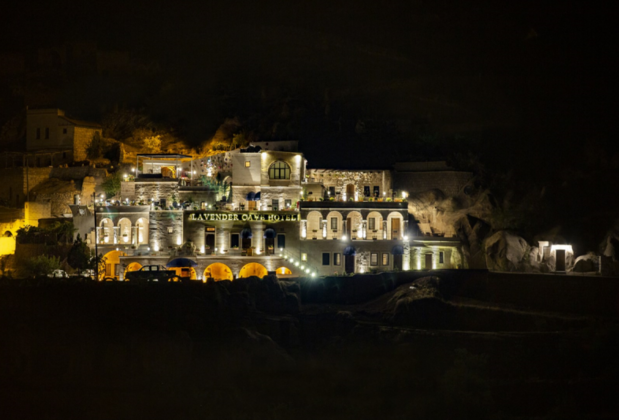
48;269;69;278
124;265;178;283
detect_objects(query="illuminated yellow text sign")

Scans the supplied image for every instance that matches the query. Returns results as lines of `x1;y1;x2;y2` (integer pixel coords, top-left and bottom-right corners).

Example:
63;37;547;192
188;212;300;222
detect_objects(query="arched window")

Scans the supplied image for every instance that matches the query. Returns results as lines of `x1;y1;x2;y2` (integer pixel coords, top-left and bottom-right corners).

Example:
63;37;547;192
269;161;291;179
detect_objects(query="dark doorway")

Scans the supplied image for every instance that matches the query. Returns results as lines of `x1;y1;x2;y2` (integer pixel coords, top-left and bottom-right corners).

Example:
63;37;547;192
345;255;355;274
346;184;355;199
425;254;433;269
206;234;215;254
394;254;403;270
556;249;566;271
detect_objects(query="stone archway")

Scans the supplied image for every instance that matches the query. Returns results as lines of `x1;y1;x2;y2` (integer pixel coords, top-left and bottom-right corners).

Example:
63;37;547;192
239;262;268;279
100;250;127;280
204;263;233;281
275;266;292;276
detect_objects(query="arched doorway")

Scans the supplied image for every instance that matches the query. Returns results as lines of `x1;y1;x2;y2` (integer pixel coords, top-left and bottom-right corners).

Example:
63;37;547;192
204;263;233;281
99;218;114;244
326;211;343;240
346;211;362;240
100;250;127;280
275;266;292;276
239;262;268;279
118;218;132;244
135;218;148;244
307;211;322;240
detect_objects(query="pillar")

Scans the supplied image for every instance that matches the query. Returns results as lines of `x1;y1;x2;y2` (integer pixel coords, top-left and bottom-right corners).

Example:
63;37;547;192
251;222;264;254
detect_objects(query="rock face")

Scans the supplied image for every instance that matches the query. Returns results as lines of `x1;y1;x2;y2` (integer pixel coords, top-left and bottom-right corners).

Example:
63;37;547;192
484;230;530;272
407;189;495;269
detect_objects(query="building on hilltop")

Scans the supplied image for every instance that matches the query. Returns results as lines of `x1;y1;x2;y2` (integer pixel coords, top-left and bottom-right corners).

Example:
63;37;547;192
26;108;102;165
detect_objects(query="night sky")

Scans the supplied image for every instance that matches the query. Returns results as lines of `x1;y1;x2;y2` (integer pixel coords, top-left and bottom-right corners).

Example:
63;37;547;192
2;1;615;155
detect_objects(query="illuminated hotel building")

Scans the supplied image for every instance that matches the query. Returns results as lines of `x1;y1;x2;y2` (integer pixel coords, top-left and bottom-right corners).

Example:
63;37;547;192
70;142;463;281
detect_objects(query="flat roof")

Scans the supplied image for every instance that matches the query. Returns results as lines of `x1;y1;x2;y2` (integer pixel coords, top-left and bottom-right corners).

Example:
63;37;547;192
137;154;193;159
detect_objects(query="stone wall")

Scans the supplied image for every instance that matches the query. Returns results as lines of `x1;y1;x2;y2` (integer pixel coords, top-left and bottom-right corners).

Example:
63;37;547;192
149;210;184;251
177;190;219;206
49;166;107;181
25;201;51;223
260;186;303;210
0;168;53;207
73;127;102;162
31;179;80;217
120;181;136;201
306;169;391;199
134;181;179;203
231;186;261;208
394;171;473;197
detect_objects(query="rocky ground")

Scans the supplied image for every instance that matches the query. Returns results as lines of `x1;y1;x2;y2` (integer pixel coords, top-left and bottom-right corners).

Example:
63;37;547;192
0;272;618;420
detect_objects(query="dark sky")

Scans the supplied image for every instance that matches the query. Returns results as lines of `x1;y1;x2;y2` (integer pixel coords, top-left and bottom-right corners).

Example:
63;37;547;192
1;0;616;168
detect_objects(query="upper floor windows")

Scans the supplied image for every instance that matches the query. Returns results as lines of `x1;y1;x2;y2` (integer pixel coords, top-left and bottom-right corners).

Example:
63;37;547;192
269;161;291;179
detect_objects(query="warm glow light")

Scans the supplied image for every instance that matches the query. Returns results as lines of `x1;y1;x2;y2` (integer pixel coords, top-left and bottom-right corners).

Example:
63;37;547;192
403;235;408;241
131;167;135;172
550;245;573;253
177;237;182;246
153;242;159;252
311;272;316;277
341;235;347;241
200;246;205;254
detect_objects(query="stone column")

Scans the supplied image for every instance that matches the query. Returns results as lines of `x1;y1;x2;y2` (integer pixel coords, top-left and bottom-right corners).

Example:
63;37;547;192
251;222;264;254
216;222;233;254
383;220;388;240
322;220;327;239
403;240;411;271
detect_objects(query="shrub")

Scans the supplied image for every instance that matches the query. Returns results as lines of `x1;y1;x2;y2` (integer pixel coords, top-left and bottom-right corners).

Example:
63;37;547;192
22;255;61;278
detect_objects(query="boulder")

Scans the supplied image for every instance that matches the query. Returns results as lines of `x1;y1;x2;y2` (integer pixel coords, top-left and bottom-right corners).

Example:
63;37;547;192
484;230;530;272
383;283;452;327
573;253;599;273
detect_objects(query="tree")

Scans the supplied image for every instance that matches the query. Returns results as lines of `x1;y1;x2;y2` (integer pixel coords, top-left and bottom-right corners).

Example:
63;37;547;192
86;131;104;160
101;172;122;199
22;255;61;278
67;234;95;274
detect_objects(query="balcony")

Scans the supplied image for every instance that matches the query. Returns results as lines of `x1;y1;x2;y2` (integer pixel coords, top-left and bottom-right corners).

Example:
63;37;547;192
300;200;407;209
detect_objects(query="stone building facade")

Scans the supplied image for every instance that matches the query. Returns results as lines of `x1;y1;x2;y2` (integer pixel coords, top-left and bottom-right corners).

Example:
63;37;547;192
26;108;102;164
306;169;392;201
70;148;465;281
